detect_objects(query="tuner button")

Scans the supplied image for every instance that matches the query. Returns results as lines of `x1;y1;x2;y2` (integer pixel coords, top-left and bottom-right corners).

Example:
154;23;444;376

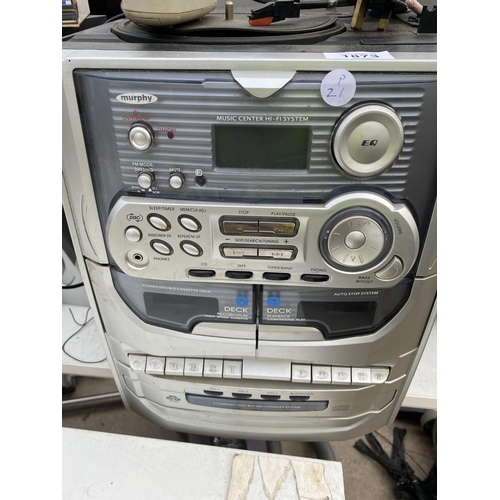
169;173;184;189
332;104;404;177
137;172;154;190
128;123;154;151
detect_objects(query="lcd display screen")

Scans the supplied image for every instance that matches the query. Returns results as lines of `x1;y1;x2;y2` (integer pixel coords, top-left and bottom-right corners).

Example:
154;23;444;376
214;125;310;170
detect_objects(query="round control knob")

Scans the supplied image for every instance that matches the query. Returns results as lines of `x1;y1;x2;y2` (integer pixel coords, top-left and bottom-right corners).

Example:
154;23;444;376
320;209;392;271
137;172;154;190
128;122;154;151
332;103;404;177
169;173;185;189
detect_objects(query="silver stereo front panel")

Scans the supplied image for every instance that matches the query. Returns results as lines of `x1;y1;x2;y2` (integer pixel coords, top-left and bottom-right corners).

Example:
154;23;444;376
62;27;436;440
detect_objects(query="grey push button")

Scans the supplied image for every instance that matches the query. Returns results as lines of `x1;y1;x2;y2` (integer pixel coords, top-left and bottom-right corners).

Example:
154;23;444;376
125;226;142;243
375;256;404;281
242;359;291;381
223;360;243;379
292;364;312;383
178;215;201;232
184;358;204;377
204;359;223;378
221;220;259;234
351;367;372;385
145;356;165;375
151;240;173;256
180;241;203;256
147;214;170;231
164;357;185;375
312;366;332;384
222;247;258;258
371;367;390;383
129;354;147;372
258;221;297;236
331;367;351;385
258;248;295;260
128;123;154;151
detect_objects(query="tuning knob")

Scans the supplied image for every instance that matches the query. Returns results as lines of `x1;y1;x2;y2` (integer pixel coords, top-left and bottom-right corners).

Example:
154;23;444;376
332;103;404;177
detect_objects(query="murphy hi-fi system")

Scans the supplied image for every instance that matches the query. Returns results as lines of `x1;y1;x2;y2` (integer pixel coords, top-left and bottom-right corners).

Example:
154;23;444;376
62;0;437;441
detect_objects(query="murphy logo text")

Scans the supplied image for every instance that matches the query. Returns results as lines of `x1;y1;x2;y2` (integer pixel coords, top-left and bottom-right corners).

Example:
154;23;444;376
116;93;158;104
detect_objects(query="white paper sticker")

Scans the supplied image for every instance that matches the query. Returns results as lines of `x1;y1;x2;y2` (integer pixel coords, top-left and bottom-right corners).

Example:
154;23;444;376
323;51;395;60
320;69;356;107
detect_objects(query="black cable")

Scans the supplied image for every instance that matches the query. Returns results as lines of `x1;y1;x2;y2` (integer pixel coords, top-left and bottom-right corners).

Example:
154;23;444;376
63;307;107;364
62;282;84;289
310;441;336;461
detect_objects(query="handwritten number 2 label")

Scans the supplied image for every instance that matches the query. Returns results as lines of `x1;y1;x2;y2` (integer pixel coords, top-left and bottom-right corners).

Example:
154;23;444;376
320;69;356;107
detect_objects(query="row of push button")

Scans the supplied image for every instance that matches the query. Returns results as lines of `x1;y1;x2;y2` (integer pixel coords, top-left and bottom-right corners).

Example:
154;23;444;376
221;246;297;260
220;218;298;237
129;354;390;386
125;213;202;239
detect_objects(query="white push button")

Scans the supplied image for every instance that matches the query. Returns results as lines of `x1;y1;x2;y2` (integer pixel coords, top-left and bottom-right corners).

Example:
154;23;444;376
148;214;170;231
180;241;203;256
145;356;165;375
223;360;243;379
137;172;153;189
125;226;142;243
371;367;390;384
169;173;184;189
375;256;404;281
331;367;351;385
204;359;223;378
312;366;332;384
345;231;366;250
178;215;201;232
128;123;154;151
151;241;173;255
292;364;312;383
351;367;372;385
164;357;185;375
184;358;204;377
129;354;147;372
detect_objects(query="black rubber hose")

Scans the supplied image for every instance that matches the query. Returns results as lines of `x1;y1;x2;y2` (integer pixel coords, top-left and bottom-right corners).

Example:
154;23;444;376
310;441;336;461
266;441;283;454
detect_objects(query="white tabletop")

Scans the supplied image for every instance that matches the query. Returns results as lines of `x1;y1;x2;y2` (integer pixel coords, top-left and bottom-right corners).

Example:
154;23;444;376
63;427;345;500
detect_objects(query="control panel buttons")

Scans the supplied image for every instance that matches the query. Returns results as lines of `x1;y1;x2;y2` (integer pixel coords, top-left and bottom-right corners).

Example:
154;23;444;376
148;214;170;231
292;364;312;383
258;248;294;260
164;357;185;375
188;269;216;278
332;103;404;177
222;220;259;234
375;256;404;281
137;172;154;190
184;358;204;377
263;272;291;281
371;367;390;384
312;366;332;384
125;226;142;243
204;359;223;378
351;367;372;385
128;354;147;372
220;218;298;237
151;240;173;256
128;122;154;151
180;241;203;256
178;215;201;232
225;271;253;279
222;247;258;258
145;355;165;375
223;360;243;379
169;173;184;189
258;221;297;236
300;274;330;283
331;367;351;385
